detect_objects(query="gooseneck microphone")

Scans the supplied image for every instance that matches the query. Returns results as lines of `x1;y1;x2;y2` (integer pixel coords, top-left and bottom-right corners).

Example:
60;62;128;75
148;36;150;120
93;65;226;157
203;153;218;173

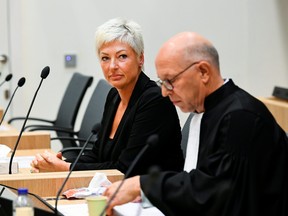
0;73;13;87
54;123;101;215
0;77;26;126
99;134;159;216
8;66;50;174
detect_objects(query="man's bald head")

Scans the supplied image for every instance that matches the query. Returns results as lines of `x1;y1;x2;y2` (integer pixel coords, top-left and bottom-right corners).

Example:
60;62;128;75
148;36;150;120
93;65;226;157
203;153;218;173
155;32;223;113
155;32;220;72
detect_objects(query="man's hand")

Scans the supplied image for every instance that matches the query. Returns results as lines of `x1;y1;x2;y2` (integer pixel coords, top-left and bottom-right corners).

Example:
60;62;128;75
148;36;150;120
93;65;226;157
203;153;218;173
103;176;141;215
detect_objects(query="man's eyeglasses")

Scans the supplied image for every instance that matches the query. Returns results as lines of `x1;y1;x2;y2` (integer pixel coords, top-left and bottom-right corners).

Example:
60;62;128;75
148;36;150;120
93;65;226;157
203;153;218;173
157;61;201;90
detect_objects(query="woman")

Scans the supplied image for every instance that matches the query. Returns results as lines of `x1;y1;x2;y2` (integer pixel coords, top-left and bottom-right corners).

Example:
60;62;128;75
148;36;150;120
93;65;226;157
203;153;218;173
31;17;184;177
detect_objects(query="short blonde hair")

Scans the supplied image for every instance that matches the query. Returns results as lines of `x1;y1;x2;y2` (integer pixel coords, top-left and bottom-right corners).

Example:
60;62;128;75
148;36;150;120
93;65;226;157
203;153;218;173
95;17;144;58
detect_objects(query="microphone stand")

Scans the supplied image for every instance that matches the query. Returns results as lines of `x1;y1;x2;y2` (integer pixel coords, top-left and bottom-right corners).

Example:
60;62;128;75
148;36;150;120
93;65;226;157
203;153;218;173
99;134;159;216
0;77;25;125
9;66;50;174
0;73;12;87
54;124;100;215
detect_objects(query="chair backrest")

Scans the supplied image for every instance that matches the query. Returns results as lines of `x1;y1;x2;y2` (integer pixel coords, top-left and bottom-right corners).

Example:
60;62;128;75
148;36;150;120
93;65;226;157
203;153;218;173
78;79;112;147
54;72;93;129
181;113;194;158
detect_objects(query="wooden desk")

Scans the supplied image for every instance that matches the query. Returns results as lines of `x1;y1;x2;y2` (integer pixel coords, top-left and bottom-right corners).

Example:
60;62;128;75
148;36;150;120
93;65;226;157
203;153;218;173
46;197;165;216
258;96;288;132
2;149;123;197
0;122;18;133
0;107;3;119
0;149;52;175
0;169;124;197
13;148;52;157
0;131;51;149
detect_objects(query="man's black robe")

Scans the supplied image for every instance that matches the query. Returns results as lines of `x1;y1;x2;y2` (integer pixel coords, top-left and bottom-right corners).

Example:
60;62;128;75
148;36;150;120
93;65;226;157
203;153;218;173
141;80;288;216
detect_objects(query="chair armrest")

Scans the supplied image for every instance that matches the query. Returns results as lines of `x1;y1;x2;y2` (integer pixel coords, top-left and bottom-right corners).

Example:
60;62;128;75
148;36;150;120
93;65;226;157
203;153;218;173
60;147;93;159
26;125;75;134
8;116;54;124
51;136;94;143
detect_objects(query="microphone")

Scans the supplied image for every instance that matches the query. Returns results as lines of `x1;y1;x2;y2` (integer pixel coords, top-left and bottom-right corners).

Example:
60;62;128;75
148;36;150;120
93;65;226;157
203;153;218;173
0;73;13;87
0;77;26;126
54;123;101;215
99;134;159;216
8;66;50;174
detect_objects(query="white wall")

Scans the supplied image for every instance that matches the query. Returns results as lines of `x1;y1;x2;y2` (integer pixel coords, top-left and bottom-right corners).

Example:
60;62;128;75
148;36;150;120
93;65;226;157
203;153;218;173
3;0;288;136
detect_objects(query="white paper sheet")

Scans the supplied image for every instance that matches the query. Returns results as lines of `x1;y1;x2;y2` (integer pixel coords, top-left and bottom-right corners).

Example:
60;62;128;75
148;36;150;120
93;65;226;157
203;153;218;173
56;202;164;216
0;156;34;168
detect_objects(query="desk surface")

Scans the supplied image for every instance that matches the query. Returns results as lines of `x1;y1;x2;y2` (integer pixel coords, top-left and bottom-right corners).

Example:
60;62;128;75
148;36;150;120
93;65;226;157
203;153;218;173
1;150;124;197
46;199;164;216
0;122;18;133
0;169;124;197
0;131;51;149
0;121;51;149
13;148;52;157
258;96;288;132
7;148;52;174
0;107;3;119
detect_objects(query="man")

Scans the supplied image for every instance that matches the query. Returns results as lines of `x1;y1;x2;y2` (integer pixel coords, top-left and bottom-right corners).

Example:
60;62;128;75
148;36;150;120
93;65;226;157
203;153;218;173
103;32;288;216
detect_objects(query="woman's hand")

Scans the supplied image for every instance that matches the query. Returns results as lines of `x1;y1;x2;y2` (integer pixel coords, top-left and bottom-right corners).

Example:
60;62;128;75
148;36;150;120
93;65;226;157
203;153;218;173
30;150;70;172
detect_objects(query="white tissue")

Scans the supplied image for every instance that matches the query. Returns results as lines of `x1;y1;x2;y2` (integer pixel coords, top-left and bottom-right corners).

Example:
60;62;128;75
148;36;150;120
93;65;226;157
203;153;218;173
88;172;112;188
63;172;112;198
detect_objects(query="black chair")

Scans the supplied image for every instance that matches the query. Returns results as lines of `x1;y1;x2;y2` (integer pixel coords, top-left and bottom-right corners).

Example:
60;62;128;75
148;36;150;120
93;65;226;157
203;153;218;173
51;79;112;158
8;72;93;148
181;113;194;158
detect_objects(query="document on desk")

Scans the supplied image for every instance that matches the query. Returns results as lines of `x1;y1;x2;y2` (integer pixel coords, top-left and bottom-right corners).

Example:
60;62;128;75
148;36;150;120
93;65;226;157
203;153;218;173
114;202;165;216
12;156;34;168
0;125;10;131
56;202;164;216
0;156;34;168
57;204;89;216
0;144;34;169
